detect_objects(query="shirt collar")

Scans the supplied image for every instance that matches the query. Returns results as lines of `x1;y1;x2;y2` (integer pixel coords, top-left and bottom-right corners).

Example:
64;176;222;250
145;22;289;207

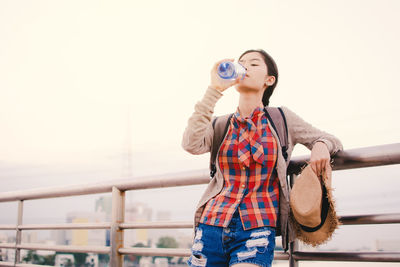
234;103;265;124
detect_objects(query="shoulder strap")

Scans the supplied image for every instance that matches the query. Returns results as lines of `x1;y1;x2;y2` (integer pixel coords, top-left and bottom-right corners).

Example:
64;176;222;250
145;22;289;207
264;107;289;162
209;113;233;178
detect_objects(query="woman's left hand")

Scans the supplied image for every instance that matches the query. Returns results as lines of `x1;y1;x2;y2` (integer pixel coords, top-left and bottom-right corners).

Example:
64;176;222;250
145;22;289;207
310;141;331;177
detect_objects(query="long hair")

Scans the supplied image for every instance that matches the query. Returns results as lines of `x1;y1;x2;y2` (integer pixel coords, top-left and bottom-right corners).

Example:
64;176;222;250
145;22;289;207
239;49;279;106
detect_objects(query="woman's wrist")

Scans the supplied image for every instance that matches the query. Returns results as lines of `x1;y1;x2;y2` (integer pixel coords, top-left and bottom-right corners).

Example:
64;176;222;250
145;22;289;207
314;141;328;149
209;84;224;92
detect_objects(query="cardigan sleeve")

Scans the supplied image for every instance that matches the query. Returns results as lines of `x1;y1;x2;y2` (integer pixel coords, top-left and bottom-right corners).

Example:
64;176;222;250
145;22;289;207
281;106;343;156
181;86;223;155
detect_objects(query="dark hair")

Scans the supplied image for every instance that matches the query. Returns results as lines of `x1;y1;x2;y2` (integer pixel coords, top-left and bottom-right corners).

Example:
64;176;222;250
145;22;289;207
239;49;279;106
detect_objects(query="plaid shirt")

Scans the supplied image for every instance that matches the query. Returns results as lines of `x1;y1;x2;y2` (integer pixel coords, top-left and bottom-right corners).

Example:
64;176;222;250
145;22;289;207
200;104;279;229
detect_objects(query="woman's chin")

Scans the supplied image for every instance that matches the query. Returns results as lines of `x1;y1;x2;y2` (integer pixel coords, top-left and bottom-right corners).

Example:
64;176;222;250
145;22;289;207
235;85;261;94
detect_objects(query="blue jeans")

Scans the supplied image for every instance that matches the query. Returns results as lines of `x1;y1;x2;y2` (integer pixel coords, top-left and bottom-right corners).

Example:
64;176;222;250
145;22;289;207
187;209;276;267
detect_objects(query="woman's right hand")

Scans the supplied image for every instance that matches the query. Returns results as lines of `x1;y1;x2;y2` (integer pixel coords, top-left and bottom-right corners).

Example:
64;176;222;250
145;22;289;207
209;58;241;93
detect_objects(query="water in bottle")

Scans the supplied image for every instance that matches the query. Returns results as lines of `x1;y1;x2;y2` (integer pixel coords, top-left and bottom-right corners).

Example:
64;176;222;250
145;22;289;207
217;62;246;81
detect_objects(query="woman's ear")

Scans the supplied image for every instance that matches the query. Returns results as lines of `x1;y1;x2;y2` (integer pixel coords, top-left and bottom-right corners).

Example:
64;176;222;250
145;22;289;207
265;76;276;87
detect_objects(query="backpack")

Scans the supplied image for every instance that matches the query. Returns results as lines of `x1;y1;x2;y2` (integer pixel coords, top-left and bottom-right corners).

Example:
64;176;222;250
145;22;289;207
209;107;288;178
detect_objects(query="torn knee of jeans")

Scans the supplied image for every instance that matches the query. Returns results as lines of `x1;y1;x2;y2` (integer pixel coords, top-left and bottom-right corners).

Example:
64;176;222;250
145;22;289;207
245;229;271;253
190;252;207;267
194;228;203;241
246;237;269;248
236;248;258;261
250;229;271;238
192;239;204;252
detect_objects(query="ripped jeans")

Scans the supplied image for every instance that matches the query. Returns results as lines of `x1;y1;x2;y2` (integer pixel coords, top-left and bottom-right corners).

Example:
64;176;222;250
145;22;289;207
187;209;276;267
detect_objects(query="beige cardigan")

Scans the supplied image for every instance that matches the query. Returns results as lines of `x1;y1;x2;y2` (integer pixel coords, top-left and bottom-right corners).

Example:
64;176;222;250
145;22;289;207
181;86;343;250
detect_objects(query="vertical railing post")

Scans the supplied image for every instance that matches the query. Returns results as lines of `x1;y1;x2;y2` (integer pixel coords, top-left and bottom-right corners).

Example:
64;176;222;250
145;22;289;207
110;187;125;267
289;173;299;267
289;240;299;267
15;200;23;266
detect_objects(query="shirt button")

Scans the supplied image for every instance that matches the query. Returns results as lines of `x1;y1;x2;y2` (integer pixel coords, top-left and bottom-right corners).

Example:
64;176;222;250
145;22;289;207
241;184;245;188
242;166;246;171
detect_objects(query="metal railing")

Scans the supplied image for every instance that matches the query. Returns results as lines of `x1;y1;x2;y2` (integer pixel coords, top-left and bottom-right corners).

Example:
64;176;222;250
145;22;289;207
0;143;399;267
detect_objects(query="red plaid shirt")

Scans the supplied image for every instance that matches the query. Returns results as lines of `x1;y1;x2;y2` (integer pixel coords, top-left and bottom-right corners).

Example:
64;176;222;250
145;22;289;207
200;104;279;229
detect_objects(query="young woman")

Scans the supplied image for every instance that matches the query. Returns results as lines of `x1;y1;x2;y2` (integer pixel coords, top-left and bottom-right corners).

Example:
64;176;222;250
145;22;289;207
182;49;343;267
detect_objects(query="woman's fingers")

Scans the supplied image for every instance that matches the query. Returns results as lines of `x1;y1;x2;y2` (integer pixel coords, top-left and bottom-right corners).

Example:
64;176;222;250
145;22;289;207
210;58;237;92
318;160;324;175
310;142;330;178
310;161;318;176
310;158;329;178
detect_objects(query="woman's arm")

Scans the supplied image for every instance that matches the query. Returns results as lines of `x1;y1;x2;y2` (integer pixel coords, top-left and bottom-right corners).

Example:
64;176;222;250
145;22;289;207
181;87;222;155
281;106;343;175
181;59;240;155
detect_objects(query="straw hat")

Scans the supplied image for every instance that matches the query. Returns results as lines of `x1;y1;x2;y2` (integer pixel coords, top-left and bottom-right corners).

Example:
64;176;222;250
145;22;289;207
290;163;339;246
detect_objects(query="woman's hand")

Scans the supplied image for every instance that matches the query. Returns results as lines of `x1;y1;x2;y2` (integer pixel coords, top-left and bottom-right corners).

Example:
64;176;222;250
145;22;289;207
310;141;331;177
209;58;241;93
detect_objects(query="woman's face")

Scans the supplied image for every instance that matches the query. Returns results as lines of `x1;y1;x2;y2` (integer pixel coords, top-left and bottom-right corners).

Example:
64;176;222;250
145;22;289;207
236;51;273;94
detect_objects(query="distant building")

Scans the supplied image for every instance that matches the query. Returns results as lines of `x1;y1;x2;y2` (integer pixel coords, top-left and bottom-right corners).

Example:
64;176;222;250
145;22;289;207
95;196;112;221
92;196;193;251
56;211;106;246
0;233;7;260
22;231;38;243
125;202;152;247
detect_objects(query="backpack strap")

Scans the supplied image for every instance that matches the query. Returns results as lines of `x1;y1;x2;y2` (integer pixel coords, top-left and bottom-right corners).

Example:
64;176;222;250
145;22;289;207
264;107;289;162
210;113;233;178
209;107;289;178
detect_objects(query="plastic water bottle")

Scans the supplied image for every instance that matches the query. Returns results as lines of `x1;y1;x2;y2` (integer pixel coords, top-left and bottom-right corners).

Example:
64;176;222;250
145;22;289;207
217;62;246;81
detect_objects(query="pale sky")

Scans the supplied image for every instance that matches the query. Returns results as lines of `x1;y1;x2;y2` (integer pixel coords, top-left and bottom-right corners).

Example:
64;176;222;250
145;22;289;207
1;0;399;167
0;0;399;250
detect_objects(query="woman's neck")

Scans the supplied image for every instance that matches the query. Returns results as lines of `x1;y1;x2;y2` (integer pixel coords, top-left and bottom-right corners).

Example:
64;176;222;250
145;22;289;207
238;92;264;118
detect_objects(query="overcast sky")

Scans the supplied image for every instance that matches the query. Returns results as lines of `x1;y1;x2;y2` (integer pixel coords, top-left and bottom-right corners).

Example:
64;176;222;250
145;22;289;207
0;0;399;250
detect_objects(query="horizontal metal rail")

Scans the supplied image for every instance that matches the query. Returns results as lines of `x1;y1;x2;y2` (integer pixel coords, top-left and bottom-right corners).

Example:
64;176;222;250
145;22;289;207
0;143;398;203
0;225;17;230
2;213;397;231
0;263;54;267
340;213;400;225
0;263;53;267
120;221;193;229
293;251;400;262
15;264;53;267
0;243;109;254
0;243;15;249
118;247;290;260
288;143;400;174
119;247;190;257
0;263;52;267
0;170;209;202
18;223;111;230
